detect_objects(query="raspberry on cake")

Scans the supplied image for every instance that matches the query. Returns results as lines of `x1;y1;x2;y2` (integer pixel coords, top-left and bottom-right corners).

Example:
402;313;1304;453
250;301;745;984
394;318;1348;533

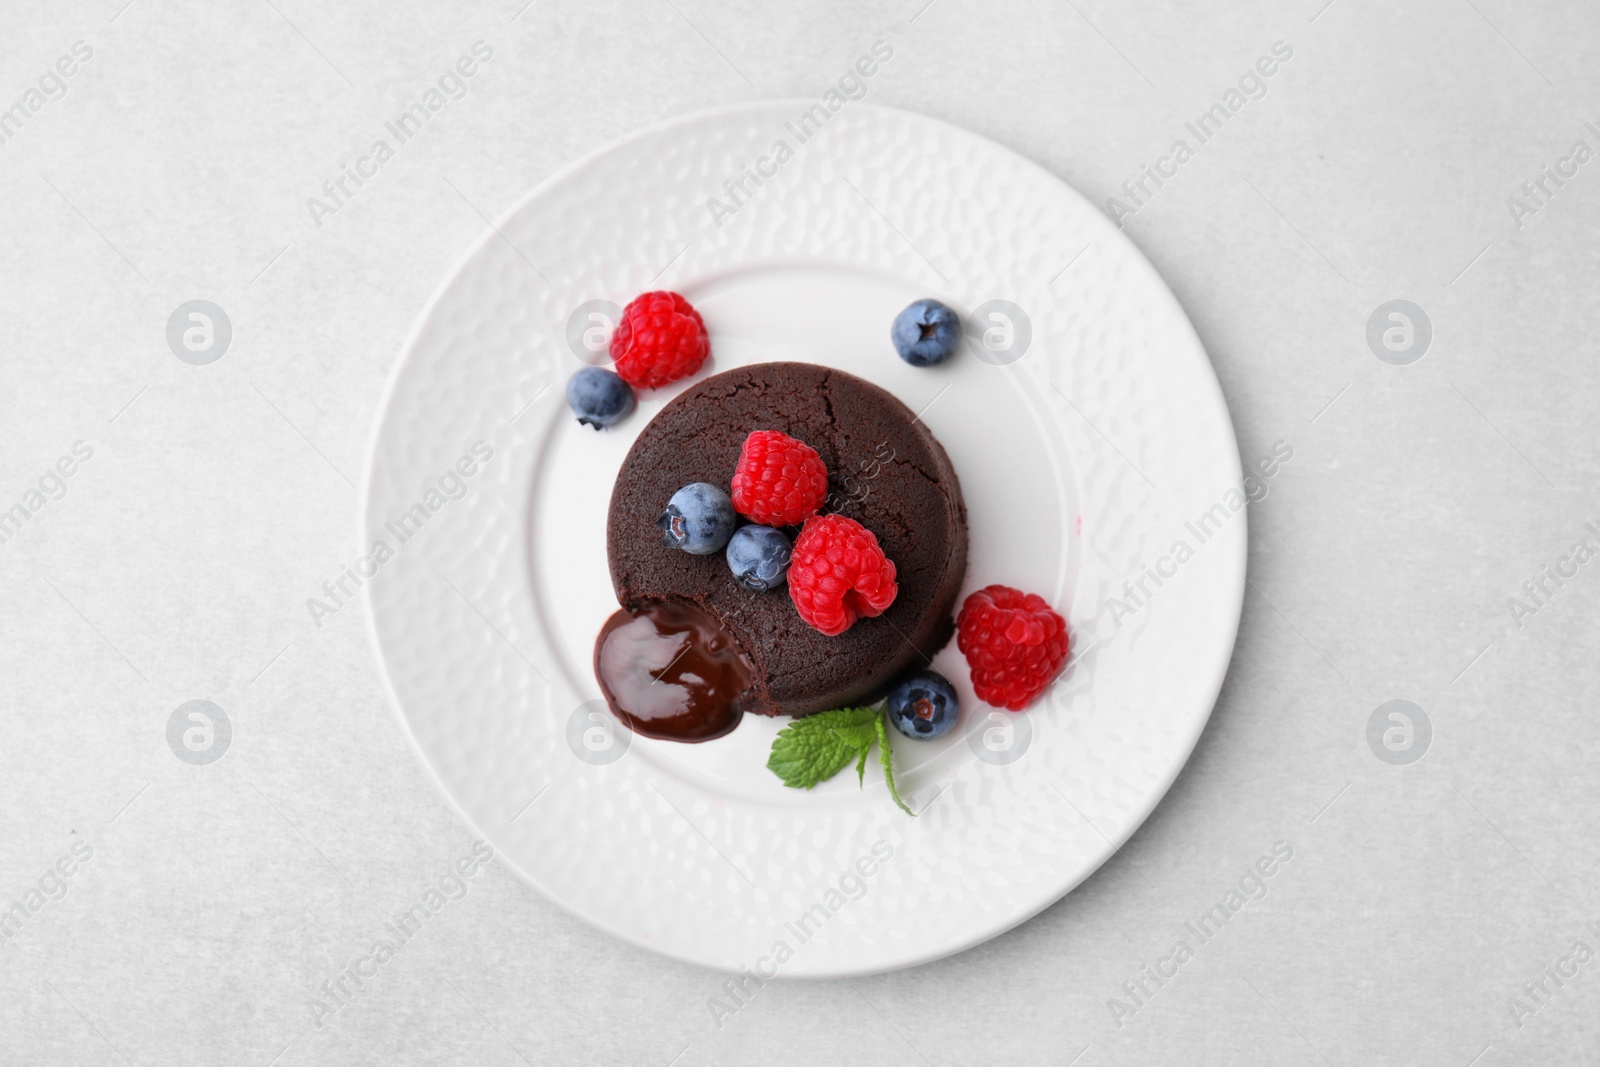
730;429;828;526
788;514;898;636
957;585;1070;711
610;291;709;389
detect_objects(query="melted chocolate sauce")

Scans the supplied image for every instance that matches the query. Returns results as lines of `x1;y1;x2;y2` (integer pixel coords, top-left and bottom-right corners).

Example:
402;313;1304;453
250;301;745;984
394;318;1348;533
594;601;753;742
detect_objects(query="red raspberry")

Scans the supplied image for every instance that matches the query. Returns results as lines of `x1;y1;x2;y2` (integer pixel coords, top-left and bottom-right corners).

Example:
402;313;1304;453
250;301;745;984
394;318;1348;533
730;430;828;526
610;291;709;390
788;515;898;636
956;585;1070;711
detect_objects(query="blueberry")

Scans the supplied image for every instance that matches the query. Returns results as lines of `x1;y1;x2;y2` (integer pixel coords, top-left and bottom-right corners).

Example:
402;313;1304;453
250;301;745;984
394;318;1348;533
566;367;635;429
658;483;736;555
885;669;959;740
725;525;791;591
890;299;960;367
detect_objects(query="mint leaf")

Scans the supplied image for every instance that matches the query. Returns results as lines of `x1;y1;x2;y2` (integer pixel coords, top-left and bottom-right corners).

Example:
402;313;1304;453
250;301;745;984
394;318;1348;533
875;715;914;816
765;705;914;815
767;706;878;789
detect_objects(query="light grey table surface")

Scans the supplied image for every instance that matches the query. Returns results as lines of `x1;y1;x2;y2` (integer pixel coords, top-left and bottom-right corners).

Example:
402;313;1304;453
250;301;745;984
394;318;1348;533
3;0;1597;1064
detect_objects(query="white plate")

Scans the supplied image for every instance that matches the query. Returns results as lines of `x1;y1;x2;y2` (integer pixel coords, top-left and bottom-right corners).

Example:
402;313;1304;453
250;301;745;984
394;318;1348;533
363;101;1245;977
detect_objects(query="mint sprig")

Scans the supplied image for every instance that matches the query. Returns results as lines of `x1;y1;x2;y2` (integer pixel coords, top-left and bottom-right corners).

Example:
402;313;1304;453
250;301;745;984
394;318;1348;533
765;706;877;788
874;715;912;815
766;705;913;816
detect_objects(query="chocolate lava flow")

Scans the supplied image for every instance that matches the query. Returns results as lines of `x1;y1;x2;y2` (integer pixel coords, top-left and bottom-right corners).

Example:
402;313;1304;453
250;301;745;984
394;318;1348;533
593;600;752;741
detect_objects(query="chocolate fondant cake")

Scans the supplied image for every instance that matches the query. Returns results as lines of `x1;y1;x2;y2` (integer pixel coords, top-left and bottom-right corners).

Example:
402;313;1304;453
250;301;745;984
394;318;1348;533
606;362;968;718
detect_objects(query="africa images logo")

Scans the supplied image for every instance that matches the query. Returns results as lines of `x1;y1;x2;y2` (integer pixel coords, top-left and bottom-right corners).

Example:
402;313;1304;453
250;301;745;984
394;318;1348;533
306;439;493;628
1104;40;1294;227
0;440;94;550
703;40;895;228
1108;441;1292;627
705;840;894;1029
306;841;494;1029
0;839;94;945
1106;841;1295;1029
0;40;94;149
304;41;495;229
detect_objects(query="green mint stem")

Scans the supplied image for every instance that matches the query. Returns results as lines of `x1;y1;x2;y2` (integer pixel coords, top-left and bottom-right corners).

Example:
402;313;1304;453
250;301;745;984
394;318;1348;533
876;714;913;816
